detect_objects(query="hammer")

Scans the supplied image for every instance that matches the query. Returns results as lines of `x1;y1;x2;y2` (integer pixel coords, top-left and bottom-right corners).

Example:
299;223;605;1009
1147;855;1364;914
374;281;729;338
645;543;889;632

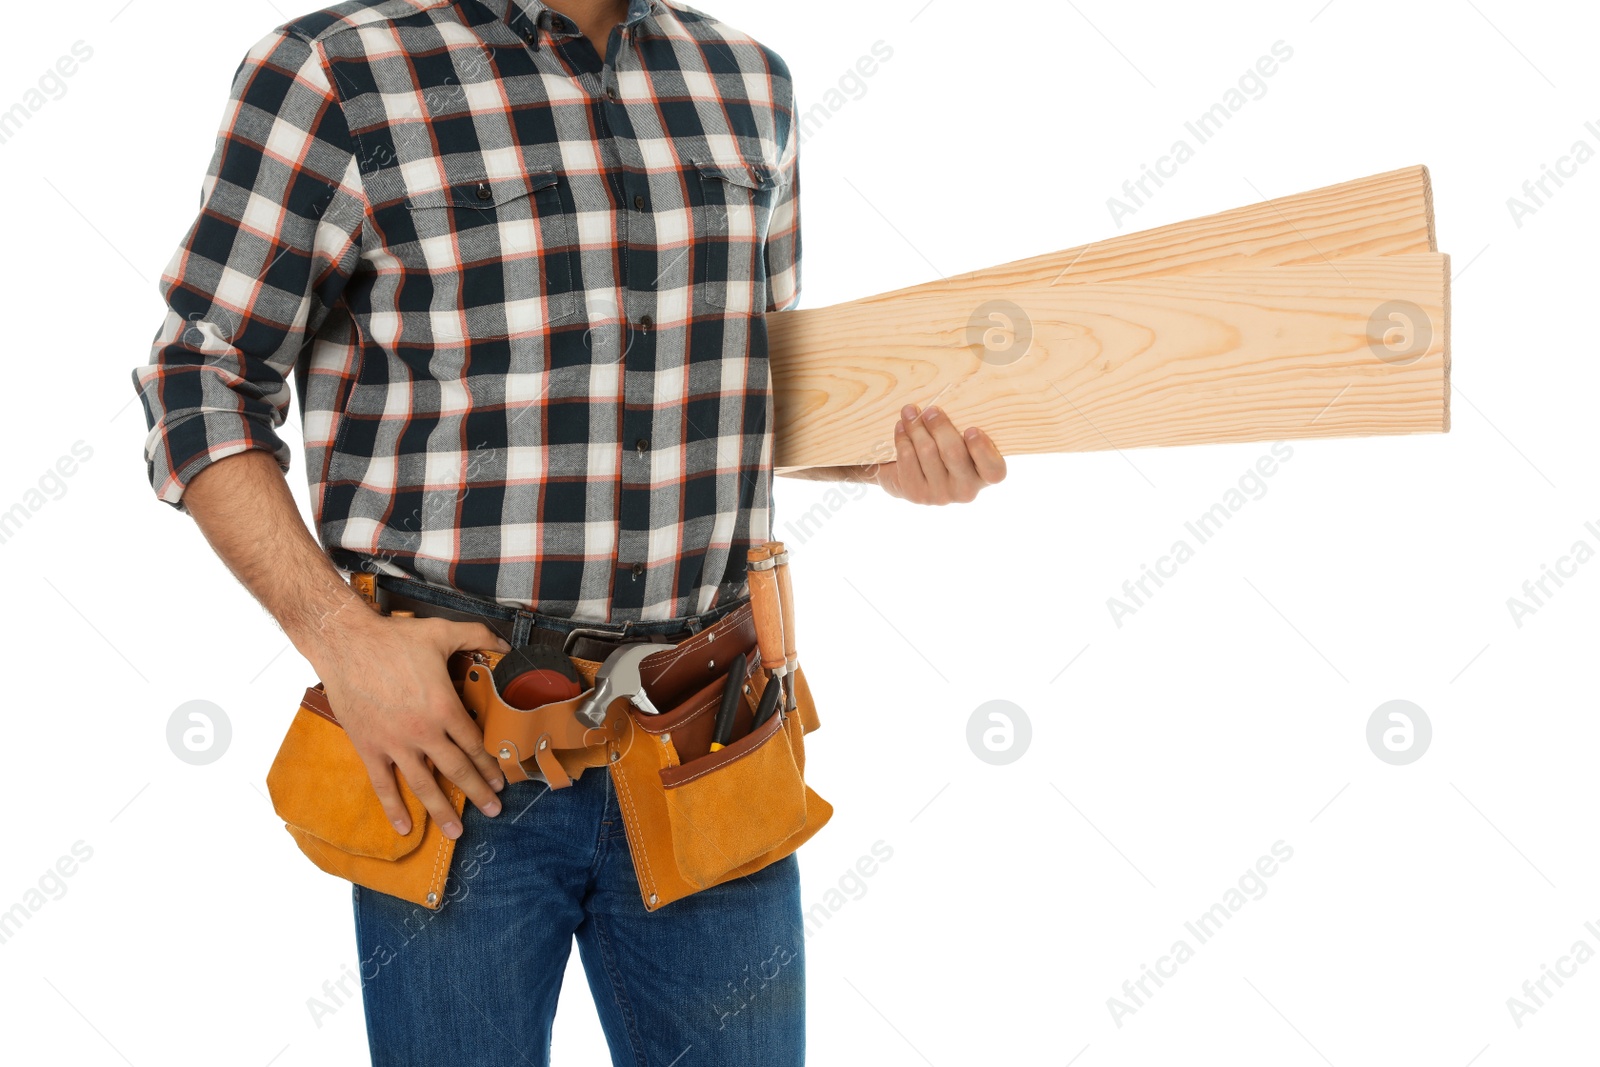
573;643;663;729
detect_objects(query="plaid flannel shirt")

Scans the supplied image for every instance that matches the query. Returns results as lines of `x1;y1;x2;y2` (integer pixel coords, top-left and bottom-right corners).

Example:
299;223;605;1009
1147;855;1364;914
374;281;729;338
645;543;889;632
131;0;800;623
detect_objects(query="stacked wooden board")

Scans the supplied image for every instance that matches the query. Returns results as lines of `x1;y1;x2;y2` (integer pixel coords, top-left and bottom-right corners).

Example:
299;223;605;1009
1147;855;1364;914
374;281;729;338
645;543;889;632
769;166;1449;471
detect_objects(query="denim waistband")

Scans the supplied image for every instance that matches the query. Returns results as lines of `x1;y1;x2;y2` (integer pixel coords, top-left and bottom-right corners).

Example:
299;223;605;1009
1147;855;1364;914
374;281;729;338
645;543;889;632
371;572;746;643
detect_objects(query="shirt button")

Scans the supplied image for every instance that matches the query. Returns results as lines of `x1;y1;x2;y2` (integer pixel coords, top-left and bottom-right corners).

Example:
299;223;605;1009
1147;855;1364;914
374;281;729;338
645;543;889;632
635;438;650;453
631;562;645;578
637;314;654;331
633;194;646;211
606;86;619;102
475;182;492;201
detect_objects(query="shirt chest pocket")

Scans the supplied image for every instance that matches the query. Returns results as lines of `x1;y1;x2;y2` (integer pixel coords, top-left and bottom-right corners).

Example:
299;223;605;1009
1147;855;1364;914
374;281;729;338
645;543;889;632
371;170;583;336
692;158;781;313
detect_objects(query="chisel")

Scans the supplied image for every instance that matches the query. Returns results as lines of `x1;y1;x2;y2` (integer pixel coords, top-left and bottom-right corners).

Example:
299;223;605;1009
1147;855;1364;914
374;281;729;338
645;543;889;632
745;544;788;710
765;540;799;712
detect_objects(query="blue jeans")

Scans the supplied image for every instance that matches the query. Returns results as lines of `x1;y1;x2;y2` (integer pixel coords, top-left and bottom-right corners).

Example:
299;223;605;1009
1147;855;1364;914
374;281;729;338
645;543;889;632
352;766;806;1066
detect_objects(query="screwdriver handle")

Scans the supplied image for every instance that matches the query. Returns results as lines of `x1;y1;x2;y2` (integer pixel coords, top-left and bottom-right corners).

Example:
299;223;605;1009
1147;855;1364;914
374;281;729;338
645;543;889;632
709;650;747;752
750;670;783;731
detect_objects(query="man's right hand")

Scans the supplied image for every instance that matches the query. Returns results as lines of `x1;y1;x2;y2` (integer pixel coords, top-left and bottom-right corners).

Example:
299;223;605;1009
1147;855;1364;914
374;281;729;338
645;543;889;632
311;612;512;839
175;450;514;841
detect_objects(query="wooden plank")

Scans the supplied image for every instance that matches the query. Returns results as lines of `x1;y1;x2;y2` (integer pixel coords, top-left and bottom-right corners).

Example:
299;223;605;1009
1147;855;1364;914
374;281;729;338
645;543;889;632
770;166;1438;470
796;166;1434;315
771;255;1450;468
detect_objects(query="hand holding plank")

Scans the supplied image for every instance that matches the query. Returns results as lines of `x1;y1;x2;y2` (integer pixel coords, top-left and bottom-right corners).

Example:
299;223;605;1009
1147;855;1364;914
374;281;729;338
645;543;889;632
876;404;1008;505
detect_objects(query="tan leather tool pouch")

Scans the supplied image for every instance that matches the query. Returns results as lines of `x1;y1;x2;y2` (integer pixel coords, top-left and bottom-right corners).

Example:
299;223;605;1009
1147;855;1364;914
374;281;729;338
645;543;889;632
609;659;831;912
264;572;828;914
266;685;466;911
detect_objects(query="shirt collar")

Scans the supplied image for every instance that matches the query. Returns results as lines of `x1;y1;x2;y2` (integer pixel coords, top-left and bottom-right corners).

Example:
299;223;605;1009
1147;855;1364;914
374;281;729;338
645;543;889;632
490;0;660;30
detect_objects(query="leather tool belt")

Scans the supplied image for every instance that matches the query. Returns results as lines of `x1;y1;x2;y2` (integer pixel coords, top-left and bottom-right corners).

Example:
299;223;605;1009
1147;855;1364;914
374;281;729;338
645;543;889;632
266;548;829;913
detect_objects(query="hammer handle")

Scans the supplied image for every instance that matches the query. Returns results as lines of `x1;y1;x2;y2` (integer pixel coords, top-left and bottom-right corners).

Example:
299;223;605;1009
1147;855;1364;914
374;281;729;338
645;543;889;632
746;545;787;676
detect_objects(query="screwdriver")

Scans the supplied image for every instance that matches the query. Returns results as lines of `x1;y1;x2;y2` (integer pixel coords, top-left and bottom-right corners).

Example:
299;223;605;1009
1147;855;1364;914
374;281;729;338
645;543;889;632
749;672;783;731
709;651;747;752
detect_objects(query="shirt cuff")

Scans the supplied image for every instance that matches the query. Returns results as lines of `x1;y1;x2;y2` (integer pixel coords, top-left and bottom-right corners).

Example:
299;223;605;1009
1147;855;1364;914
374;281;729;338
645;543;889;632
144;410;291;514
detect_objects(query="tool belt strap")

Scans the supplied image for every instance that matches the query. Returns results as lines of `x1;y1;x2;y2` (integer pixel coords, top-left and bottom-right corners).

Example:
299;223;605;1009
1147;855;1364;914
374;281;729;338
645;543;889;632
369;571;741;661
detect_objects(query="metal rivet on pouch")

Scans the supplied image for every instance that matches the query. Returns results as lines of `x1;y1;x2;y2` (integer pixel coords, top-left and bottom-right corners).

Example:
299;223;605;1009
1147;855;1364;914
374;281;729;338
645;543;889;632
499;747;511;759
539;739;548;750
649;894;658;905
610;750;620;762
426;892;438;905
708;659;715;670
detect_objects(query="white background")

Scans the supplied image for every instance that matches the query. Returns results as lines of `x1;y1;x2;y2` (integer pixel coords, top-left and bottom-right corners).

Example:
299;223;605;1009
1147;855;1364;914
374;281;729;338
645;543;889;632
1;0;1595;1064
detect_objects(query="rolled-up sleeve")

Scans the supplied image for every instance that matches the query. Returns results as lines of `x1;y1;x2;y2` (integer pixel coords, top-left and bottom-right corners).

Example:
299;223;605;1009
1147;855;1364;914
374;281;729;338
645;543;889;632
764;112;801;314
132;27;366;513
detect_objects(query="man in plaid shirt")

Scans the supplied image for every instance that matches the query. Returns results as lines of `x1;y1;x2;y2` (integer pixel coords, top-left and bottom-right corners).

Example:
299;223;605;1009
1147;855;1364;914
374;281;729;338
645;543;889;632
133;1;1004;1062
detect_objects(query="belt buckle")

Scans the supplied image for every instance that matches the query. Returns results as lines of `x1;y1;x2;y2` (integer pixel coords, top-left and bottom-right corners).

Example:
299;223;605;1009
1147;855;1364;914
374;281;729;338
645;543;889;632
561;625;630;657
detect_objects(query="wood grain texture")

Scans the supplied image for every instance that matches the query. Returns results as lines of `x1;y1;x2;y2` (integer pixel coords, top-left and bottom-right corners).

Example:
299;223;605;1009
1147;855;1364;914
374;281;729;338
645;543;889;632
770;166;1442;469
771;255;1450;468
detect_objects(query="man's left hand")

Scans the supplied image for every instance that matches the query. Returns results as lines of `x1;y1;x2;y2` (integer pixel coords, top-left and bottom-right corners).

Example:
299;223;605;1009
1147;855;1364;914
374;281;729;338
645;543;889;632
875;404;1007;505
